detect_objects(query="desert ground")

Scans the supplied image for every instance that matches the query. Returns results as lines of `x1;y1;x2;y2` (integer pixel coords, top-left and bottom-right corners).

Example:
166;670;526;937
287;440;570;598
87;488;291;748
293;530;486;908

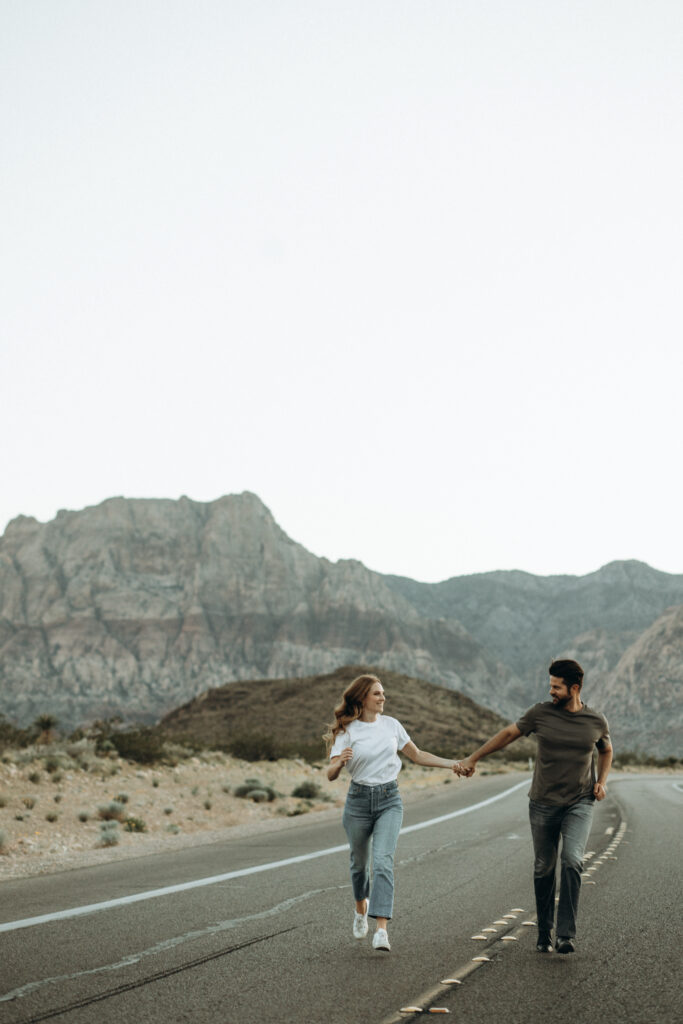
0;746;481;881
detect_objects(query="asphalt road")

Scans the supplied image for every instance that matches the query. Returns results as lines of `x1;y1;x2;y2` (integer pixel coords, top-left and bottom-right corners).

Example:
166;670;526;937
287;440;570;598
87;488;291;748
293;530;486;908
1;771;680;1024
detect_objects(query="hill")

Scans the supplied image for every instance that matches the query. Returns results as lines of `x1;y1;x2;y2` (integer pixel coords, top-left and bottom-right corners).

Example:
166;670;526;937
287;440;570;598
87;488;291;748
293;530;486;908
158;665;536;761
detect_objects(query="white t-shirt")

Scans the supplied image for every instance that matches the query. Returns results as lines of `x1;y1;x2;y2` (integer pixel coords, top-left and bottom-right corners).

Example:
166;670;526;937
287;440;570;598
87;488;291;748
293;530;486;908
329;716;411;785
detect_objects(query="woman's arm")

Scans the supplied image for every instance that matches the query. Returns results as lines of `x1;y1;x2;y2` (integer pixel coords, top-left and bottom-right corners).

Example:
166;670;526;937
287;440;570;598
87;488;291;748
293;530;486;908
327;747;353;781
401;740;460;771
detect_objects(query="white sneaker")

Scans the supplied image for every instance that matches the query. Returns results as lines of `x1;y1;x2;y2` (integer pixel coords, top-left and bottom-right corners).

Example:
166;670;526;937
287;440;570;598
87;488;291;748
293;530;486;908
372;928;391;951
353;908;368;939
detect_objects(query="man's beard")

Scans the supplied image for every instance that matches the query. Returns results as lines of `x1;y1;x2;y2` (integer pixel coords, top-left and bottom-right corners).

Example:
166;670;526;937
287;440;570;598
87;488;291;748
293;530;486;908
552;694;571;708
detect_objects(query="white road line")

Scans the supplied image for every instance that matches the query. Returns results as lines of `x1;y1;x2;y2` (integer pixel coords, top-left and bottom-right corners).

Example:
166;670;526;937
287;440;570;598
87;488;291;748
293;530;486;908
0;780;528;934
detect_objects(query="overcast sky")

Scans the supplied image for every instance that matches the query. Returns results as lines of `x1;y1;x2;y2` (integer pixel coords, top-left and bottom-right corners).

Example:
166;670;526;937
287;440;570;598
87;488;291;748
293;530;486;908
2;1;681;583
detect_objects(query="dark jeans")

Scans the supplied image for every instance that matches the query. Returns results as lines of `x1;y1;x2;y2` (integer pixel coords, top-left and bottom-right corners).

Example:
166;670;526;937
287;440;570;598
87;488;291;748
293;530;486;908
528;797;594;938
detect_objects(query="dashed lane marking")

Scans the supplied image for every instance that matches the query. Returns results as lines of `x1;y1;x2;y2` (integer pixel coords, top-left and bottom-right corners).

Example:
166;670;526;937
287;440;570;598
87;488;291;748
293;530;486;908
383;816;628;1023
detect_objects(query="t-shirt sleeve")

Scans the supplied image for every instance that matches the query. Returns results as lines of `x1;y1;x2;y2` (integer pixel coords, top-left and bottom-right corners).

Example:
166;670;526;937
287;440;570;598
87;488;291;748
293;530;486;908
596;715;611;751
516;704;539;736
329;730;348;758
395;718;411;749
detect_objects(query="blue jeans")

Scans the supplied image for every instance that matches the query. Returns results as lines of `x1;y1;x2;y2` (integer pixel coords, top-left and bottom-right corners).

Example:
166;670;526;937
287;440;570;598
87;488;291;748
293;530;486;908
342;780;404;920
528;797;595;938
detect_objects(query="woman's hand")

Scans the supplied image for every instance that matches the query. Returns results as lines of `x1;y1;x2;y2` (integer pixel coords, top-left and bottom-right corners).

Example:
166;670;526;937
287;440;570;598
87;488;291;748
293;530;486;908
327;747;353;781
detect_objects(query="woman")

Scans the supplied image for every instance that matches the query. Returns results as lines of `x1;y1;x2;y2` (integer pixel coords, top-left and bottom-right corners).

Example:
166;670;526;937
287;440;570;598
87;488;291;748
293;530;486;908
325;673;463;952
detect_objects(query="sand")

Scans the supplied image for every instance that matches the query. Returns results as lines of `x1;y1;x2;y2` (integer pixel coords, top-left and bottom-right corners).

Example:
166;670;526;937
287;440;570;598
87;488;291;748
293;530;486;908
0;749;467;880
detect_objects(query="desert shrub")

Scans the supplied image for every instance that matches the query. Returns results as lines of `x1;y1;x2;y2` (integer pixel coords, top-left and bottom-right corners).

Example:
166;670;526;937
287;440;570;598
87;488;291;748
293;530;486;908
34;714;59;740
191;785;199;796
98;822;120;847
221;783;231;794
28;771;42;784
44;756;62;774
15;813;24;821
53;794;63;803
287;802;311;817
21;796;36;809
152;778;160;788
291;781;320;800
0;794;7;808
244;788;270;803
163;806;174;815
203;799;212;810
97;800;127;822
124;816;147;833
166;823;180;834
234;784;277;803
77;810;90;822
51;771;64;783
228;733;281;762
108;728;166;764
114;793;129;804
45;811;59;822
0;712;32;750
0;828;8;853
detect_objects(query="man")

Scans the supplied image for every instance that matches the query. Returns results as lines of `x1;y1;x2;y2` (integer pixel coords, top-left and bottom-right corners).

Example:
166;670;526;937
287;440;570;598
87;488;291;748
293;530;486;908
460;659;612;955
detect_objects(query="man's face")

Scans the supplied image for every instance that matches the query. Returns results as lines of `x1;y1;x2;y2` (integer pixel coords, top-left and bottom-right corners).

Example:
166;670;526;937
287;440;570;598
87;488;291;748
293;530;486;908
549;675;572;707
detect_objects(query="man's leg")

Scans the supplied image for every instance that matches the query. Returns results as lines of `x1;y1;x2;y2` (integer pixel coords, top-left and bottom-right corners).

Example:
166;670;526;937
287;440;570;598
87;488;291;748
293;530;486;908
556;797;594;943
528;800;562;944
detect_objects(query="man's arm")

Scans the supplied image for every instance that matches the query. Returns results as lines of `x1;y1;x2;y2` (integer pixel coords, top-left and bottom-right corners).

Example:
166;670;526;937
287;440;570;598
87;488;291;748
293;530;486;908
594;743;613;800
460;723;522;776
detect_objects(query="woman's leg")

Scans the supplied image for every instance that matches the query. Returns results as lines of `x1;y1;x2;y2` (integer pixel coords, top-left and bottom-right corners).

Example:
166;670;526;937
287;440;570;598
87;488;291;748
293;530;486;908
368;789;403;924
342;793;373;908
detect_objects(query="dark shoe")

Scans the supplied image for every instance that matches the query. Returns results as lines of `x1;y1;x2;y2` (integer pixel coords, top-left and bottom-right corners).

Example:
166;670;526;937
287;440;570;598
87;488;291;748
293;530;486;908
536;932;553;953
555;936;575;954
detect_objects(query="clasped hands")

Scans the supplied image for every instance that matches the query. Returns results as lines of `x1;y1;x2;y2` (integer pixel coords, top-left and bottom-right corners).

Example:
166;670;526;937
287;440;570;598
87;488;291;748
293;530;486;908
452;756;476;778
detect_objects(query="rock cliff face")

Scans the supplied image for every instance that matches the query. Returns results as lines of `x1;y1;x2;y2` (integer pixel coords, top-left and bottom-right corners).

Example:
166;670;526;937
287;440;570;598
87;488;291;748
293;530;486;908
385;563;683;756
384;562;683;702
0;493;525;728
589;605;683;757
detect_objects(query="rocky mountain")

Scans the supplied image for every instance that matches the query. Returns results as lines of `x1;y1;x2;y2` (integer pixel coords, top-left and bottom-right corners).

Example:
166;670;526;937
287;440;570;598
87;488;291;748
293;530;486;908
383;561;683;705
1;492;680;755
0;493;525;729
588;605;683;758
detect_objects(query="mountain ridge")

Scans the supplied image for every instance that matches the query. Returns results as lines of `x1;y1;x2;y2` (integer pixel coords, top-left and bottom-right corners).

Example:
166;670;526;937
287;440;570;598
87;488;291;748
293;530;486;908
1;492;681;755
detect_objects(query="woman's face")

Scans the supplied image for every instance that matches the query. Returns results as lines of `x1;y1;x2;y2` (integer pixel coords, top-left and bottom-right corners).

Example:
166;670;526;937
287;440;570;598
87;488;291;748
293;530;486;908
363;681;386;715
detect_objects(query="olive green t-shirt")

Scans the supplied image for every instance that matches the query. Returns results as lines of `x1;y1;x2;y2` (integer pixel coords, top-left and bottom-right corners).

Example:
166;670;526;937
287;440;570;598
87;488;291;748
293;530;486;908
516;702;611;806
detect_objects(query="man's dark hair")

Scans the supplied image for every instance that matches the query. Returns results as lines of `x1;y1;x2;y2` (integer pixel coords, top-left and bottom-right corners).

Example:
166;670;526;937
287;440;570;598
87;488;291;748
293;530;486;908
549;659;584;690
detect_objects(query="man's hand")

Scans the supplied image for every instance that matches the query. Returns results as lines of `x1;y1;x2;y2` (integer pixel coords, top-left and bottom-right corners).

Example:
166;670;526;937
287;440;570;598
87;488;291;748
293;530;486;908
459;755;477;778
593;781;607;801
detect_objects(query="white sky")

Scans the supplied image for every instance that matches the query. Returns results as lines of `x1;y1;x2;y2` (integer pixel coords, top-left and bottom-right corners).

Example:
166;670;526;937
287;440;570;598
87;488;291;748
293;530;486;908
2;1;682;583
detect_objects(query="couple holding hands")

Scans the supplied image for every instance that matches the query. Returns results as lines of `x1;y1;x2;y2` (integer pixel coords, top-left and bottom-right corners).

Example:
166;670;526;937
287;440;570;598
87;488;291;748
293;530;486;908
325;666;612;955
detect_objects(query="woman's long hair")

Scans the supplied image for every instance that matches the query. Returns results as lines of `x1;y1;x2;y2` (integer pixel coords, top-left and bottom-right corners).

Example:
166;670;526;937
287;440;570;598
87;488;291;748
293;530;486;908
323;674;381;751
